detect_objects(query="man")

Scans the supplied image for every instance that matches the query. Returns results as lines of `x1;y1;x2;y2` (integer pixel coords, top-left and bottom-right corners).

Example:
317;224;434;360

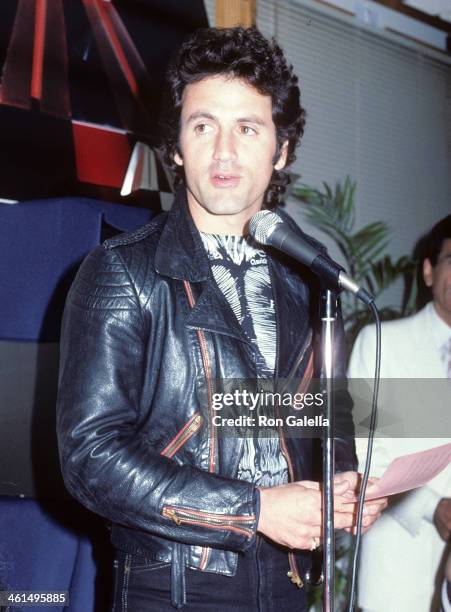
57;27;384;611
349;215;451;612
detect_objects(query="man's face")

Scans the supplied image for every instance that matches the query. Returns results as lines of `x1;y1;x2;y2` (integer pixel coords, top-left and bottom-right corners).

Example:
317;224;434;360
423;238;451;326
174;75;288;234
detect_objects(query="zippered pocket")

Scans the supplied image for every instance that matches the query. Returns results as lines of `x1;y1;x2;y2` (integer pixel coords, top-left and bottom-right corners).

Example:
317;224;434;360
160;413;203;458
162;505;255;539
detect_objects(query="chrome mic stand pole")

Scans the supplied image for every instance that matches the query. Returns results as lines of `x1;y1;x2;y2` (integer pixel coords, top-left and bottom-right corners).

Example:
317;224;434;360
320;288;337;612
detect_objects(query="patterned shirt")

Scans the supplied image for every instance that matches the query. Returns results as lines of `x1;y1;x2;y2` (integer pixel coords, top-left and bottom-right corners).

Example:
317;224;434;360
201;232;288;486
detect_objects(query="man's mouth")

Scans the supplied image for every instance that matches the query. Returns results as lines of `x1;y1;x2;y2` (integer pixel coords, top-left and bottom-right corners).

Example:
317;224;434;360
210;174;241;187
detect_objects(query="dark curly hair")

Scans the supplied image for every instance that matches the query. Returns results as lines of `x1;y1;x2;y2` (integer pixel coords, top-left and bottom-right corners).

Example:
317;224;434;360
411;214;451;309
159;27;306;209
424;214;451;266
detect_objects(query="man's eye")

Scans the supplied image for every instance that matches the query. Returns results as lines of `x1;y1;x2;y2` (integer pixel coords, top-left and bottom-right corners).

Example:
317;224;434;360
240;125;257;136
194;123;212;134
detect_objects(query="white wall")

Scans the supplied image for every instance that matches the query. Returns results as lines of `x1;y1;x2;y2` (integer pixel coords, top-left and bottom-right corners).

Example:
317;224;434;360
204;0;451;308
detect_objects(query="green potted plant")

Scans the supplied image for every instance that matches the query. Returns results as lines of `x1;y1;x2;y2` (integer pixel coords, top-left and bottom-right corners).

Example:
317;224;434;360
292;177;417;356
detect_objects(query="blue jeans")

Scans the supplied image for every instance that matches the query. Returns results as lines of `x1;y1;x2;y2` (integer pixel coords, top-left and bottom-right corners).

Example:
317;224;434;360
111;537;308;611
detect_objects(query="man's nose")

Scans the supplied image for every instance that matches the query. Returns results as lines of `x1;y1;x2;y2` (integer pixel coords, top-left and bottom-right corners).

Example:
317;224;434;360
212;130;237;163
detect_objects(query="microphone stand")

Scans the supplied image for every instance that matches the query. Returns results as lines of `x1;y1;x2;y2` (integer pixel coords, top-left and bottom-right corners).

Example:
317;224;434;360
320;288;337;612
248;210;376;609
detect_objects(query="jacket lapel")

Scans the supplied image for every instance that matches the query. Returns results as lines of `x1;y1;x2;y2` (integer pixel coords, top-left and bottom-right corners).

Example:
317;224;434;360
155;189;314;373
185;278;251;345
269;252;314;381
154;189;250;344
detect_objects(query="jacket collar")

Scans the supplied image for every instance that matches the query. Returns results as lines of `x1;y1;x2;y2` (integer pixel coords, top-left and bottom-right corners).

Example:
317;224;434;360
153;188;314;283
153;188;250;344
153;189;314;366
154;188;210;282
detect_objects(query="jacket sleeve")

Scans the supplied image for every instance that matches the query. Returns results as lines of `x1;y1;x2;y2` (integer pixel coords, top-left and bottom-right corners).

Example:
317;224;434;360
57;245;258;552
348;324;380;473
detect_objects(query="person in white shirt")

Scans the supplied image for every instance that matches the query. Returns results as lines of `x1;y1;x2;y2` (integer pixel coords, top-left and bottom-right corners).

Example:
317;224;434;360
348;215;451;612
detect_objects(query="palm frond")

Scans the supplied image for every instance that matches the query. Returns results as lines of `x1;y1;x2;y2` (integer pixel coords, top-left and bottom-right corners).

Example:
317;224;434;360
291;176;417;355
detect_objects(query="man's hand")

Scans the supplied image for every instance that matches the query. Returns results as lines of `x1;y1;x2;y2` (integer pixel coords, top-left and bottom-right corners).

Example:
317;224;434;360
434;498;451;541
333;471;388;535
257;478;376;550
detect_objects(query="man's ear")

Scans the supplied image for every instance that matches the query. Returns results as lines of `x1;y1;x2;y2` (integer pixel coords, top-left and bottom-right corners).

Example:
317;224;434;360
423;258;434;287
174;149;183;166
274;140;289;171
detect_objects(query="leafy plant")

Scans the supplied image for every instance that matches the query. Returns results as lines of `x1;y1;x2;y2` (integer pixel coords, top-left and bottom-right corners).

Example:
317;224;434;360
292;177;417;354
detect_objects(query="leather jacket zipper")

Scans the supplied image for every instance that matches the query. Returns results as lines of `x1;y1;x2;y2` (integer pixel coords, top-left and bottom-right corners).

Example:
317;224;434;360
183;281;216;474
162;506;255;539
268;260;304;589
280;324;313;586
183;280;217;570
275;400;304;589
160;413;203;458
279;323;313;586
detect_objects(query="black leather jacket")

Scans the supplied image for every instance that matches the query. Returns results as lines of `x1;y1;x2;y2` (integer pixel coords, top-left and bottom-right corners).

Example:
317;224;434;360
57;189;356;604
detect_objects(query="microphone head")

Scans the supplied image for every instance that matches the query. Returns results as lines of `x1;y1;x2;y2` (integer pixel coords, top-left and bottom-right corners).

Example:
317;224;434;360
249;210;283;245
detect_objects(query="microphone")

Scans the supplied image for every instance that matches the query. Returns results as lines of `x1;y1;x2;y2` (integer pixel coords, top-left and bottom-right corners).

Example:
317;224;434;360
249;210;373;305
